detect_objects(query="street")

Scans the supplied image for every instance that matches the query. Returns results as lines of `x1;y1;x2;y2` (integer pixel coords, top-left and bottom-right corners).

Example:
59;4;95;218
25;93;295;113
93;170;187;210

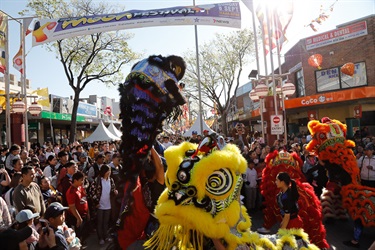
86;209;375;249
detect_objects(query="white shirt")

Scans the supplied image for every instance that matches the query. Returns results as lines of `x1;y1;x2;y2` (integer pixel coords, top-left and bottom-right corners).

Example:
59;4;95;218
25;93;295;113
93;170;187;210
162;141;173;149
245;168;258;188
357;155;375;181
99;178;111;210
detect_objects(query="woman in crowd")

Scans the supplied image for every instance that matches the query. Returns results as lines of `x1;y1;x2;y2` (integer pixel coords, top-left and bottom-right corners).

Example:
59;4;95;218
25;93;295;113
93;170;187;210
43;155;58;184
89;164;117;245
275;172;303;229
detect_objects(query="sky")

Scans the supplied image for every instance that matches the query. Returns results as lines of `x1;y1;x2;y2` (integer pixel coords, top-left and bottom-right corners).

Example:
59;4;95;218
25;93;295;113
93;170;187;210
1;0;374;102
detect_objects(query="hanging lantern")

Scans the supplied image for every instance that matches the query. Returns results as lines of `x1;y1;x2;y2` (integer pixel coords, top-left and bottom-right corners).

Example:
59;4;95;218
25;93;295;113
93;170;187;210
282;82;296;96
249;89;259;101
341;62;355;76
12;99;26;113
29;102;43;116
308;54;323;69
255;83;268;98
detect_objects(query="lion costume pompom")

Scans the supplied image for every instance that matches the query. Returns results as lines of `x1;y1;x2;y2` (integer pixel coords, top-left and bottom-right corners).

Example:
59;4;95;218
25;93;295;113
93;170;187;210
145;142;319;250
260;150;329;249
306;117;375;227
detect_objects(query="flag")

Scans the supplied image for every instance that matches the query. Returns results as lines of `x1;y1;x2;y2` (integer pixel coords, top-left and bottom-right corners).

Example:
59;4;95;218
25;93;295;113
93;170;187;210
31;87;50;108
12;18;34;73
241;0;254;12
0;13;8;74
13;45;24;73
256;0;294;55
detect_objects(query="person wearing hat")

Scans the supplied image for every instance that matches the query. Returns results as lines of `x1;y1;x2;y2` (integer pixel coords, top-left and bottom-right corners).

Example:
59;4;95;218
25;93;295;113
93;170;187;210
13;166;46;216
0;226;32;250
15;209;40;245
43;202;70;250
357;143;375;188
189;131;200;144
203;130;209;136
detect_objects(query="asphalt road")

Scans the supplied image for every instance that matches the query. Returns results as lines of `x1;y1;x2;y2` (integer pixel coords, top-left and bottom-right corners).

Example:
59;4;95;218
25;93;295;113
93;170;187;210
86;209;375;250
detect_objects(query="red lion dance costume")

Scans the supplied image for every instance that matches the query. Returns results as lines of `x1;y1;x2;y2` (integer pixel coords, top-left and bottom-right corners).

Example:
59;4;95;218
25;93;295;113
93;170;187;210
260;150;329;249
306;117;375;228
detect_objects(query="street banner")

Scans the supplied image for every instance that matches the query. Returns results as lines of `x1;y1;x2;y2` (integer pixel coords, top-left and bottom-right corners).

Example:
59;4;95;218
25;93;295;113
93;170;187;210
32;2;241;46
0;13;7;74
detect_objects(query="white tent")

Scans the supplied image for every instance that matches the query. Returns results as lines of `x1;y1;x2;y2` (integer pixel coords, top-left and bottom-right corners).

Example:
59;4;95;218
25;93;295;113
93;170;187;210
107;122;122;138
82;121;120;143
183;115;216;137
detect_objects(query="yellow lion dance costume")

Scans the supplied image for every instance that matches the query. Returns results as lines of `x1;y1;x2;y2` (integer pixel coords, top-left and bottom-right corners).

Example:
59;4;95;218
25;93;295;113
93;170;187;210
145;141;319;250
306;117;375;227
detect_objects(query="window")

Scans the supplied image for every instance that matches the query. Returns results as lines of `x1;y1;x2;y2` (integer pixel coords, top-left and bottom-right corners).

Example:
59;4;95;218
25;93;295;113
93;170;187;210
316;62;367;92
296;69;305;97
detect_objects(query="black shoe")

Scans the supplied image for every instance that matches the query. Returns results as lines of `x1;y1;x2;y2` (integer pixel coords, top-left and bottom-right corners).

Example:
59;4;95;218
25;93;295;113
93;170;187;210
343;240;360;248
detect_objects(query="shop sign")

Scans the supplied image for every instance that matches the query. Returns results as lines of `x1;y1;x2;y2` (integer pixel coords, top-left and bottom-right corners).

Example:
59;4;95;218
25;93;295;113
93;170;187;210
28;122;39;130
77;102;97;117
41;111;86;122
354;105;362;118
305;21;367;50
307;110;318;121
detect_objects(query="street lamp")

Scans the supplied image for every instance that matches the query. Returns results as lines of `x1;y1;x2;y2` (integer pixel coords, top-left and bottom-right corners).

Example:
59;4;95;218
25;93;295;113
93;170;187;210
0;95;42;148
278;81;296;143
249;81;269;143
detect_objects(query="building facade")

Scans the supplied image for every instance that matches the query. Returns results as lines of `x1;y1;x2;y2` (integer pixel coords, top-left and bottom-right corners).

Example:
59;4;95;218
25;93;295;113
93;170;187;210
232;15;375;142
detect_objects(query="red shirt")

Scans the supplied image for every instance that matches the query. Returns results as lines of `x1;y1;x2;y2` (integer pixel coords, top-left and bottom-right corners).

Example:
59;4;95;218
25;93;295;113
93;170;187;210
66;185;88;217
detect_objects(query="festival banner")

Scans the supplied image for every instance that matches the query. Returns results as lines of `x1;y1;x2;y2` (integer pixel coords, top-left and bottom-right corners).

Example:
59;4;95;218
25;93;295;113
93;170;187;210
0;13;8;74
32;2;241;46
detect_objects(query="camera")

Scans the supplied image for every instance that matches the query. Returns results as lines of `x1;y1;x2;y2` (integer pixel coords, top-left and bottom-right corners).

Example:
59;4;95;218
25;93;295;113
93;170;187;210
42;226;49;235
0;164;4;169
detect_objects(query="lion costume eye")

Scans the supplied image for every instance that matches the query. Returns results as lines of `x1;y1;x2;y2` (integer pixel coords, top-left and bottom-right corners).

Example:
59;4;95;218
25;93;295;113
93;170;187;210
206;168;233;196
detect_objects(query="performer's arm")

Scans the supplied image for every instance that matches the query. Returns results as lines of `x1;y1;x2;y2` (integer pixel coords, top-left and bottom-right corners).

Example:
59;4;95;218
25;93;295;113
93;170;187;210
212;239;226;250
280;213;290;229
151;147;164;185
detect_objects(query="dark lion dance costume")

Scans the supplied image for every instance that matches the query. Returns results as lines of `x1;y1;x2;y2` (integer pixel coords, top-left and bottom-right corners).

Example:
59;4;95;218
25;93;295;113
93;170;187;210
117;55;186;249
260;150;329;249
306;118;375;228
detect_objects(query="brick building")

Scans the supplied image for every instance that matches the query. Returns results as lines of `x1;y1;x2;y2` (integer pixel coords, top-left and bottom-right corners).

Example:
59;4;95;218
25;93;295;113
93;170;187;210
280;14;375;138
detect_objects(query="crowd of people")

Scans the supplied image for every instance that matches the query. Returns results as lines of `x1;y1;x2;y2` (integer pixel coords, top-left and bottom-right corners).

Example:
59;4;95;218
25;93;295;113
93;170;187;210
0;126;374;249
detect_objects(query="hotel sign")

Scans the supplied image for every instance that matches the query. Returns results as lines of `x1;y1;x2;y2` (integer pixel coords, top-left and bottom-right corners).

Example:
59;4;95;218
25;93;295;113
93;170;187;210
305;21;367;50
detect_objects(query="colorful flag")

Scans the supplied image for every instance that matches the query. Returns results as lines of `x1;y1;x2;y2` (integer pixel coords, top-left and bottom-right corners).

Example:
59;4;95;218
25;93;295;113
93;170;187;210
12;18;34;73
256;0;294;55
13;45;24;73
0;13;8;74
31;87;50;109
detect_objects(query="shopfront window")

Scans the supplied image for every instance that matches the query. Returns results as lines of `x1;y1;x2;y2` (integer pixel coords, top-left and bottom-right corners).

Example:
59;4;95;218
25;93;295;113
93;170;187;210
296;69;305;97
316;62;367;92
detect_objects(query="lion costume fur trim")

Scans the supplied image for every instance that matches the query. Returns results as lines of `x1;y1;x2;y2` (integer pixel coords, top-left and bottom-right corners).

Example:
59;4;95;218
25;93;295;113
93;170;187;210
306;118;375;227
146;142;318;250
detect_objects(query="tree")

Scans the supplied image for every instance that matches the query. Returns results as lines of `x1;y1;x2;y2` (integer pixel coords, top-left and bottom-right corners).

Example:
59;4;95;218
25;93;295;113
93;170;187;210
20;0;139;143
183;28;255;136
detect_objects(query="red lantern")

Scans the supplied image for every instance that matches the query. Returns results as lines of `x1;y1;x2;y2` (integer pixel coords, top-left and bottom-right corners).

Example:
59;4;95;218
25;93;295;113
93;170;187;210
308;54;323;70
341;62;355;76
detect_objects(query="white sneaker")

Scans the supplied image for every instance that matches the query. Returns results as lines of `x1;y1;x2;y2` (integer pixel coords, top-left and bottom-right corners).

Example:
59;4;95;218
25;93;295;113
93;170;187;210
105;237;113;243
99;239;105;245
257;227;271;234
